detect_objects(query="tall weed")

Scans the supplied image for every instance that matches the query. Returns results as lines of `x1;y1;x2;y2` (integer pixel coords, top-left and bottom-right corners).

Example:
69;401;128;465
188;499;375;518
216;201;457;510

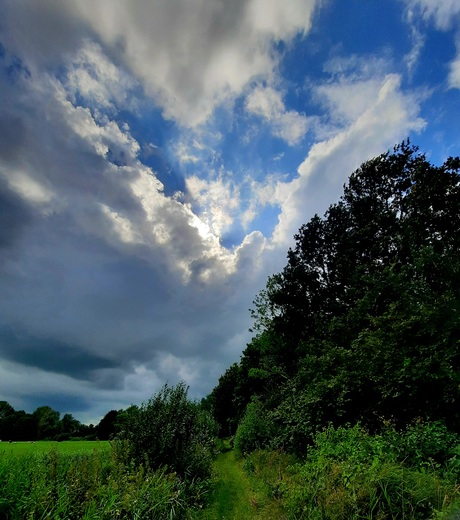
0;445;191;519
284;424;460;519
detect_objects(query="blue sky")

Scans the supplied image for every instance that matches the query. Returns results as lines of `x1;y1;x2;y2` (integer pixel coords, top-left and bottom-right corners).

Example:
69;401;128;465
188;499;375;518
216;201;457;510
0;0;459;423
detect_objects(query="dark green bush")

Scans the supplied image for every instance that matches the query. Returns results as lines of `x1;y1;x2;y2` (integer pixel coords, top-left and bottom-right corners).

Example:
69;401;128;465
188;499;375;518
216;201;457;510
234;399;274;456
382;420;460;472
285;424;460;519
122;382;218;483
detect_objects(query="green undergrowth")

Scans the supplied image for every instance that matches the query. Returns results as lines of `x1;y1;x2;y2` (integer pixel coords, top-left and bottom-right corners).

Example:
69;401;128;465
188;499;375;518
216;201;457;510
214;423;460;519
284;423;460;520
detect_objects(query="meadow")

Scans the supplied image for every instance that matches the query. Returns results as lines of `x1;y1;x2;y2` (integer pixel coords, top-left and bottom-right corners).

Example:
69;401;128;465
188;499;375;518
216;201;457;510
0;440;194;519
0;439;110;456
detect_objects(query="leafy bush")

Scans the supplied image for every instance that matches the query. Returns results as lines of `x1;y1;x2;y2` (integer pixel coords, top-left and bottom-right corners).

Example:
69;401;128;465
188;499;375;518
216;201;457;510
284;424;460;519
122;382;218;483
234;399;274;456
382;420;460;472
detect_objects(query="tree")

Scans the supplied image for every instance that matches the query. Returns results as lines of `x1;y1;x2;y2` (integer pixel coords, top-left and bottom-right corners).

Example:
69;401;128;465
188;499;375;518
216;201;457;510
222;142;460;451
96;410;119;440
0;401;15;440
61;413;82;439
209;363;243;436
33;406;61;440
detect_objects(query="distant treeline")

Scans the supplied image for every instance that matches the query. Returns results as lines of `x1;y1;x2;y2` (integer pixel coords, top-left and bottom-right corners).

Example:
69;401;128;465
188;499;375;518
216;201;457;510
0;401;128;441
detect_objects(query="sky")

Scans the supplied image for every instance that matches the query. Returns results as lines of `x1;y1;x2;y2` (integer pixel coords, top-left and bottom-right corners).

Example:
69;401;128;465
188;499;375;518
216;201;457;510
0;0;459;424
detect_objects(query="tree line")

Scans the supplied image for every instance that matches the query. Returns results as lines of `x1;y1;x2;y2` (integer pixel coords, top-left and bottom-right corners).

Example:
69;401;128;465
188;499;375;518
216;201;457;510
208;141;460;454
0;400;126;441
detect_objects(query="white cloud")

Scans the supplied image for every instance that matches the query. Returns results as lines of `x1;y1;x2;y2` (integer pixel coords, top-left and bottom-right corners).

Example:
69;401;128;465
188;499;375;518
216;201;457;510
449;51;460;89
0;0;317;127
241;172;290;228
64;41;138;113
272;73;426;247
406;0;460;30
405;0;460;90
186;173;240;238
246;85;308;145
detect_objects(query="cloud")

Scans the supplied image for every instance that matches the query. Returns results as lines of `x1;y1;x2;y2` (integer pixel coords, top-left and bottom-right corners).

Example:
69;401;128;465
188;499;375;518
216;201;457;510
0;35;271;418
0;0;318;127
272;72;426;246
449;50;460;89
246;85;308;145
404;0;460;90
186;173;241;238
405;0;460;30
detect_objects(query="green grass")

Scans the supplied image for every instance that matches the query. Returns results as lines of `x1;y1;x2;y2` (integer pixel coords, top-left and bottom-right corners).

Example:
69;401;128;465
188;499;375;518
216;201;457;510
196;441;288;520
0;440;110;457
0;440;190;519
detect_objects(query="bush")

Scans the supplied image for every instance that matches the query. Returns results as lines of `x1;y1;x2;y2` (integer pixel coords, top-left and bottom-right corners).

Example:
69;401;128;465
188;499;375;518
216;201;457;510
122;382;218;483
284;424;460;519
234;399;273;456
382;420;460;472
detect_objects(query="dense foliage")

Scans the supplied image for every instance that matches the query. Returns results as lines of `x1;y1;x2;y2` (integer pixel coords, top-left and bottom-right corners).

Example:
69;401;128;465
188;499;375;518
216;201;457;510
283;422;460;519
210;142;460;454
121;382;218;483
0;401;95;441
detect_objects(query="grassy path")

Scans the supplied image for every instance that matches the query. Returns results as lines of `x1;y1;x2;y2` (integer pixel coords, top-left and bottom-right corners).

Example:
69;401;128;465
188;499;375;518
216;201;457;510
197;444;287;520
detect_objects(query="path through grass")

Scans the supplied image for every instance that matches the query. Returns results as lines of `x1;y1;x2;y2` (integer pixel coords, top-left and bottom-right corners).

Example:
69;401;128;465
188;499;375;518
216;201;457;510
197;442;287;520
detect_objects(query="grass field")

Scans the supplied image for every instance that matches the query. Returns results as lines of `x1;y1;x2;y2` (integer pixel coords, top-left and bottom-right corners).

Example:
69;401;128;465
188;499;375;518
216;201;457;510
0;439;110;457
0;440;191;519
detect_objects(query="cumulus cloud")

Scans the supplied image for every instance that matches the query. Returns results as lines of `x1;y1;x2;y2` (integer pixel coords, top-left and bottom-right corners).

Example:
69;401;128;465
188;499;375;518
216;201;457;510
272;72;426;246
246;85;309;145
0;0;318;127
186;173;241;238
0;34;268;417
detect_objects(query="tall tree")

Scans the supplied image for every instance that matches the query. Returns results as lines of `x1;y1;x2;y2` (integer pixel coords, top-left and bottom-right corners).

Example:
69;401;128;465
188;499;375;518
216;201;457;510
33;406;61;440
226;142;460;451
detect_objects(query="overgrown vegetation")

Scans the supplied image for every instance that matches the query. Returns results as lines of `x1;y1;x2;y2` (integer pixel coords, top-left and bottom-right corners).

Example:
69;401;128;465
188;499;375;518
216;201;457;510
120;382;218;504
284;423;460;519
0;445;190;519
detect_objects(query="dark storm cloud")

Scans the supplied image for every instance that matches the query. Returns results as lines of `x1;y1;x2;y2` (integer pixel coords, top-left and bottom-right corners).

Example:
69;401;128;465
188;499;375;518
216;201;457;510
0;114;27;162
0;326;116;381
0;181;32;248
23;393;93;416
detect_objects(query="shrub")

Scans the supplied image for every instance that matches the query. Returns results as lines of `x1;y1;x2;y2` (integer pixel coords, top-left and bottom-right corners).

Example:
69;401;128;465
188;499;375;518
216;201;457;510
284;424;460;519
382;420;460;472
234;399;273;456
121;382;218;483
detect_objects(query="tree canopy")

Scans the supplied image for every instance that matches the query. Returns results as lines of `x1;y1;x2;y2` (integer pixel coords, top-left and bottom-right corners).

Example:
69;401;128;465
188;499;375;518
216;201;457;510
210;142;460;453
